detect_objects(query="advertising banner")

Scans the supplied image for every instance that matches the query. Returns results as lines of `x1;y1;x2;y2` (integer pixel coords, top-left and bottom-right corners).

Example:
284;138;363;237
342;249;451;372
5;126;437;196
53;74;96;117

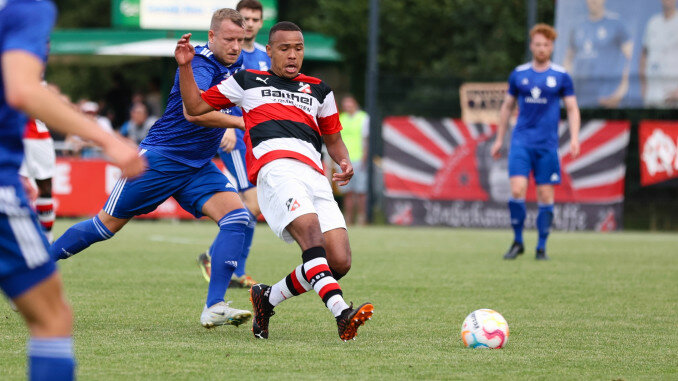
52;158;232;219
382;118;631;231
639;121;678;186
553;0;678;109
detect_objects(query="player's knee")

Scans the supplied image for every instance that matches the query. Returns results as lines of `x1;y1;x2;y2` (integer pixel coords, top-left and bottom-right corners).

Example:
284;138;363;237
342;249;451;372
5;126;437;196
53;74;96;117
330;257;351;278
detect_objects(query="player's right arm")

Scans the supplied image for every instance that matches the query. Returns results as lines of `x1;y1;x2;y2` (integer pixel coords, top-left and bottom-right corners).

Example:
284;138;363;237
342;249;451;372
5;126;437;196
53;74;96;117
2;51;145;177
182;103;245;130
175;33;218;117
491;93;517;159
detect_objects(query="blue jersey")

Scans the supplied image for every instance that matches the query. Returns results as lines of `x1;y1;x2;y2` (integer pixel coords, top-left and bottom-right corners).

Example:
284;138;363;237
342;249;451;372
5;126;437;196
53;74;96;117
231;43;271;150
0;0;56;186
140;44;243;167
508;63;574;149
568;15;630;107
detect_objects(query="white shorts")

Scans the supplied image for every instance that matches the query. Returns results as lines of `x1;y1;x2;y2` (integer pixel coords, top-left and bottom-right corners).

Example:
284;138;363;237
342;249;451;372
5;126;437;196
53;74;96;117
257;158;346;243
19;138;56;180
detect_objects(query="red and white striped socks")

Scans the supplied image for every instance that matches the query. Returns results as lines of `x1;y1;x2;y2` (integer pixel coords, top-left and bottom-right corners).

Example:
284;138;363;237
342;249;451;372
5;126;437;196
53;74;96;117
35;197;55;242
269;246;349;317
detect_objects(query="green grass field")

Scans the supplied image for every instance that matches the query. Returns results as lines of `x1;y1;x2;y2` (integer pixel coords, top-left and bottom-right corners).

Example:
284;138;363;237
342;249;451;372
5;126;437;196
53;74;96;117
2;219;677;380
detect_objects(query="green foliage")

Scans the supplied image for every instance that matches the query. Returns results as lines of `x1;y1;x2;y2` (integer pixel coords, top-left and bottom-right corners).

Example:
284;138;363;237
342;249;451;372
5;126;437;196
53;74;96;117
2;221;677;379
54;0;111;28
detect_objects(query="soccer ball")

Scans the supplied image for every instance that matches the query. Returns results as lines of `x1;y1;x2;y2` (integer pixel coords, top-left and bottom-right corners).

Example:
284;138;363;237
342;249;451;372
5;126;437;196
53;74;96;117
461;309;509;349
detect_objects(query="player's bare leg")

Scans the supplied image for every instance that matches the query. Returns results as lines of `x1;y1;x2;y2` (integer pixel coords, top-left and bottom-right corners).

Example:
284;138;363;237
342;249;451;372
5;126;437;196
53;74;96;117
504;176;528;260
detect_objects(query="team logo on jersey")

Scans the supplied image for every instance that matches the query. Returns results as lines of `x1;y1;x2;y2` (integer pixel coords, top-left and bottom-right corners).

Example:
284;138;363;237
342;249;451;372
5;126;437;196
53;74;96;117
597;26;607;40
526;86;547;104
522;78;529;85
546;76;557;88
256;77;269;85
298;82;312;94
286;198;301;211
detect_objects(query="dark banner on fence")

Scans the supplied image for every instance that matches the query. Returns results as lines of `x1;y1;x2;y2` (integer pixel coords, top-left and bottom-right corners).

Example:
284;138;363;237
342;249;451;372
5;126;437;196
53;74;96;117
382;117;631;231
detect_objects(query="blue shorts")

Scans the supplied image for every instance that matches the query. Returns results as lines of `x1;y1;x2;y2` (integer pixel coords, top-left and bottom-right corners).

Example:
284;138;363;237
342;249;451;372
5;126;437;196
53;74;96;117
218;147;254;192
0;184;56;299
508;145;561;185
104;149;237;219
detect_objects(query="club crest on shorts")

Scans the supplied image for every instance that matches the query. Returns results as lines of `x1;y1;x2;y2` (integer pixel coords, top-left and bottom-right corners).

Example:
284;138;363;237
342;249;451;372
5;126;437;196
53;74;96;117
286;198;301;211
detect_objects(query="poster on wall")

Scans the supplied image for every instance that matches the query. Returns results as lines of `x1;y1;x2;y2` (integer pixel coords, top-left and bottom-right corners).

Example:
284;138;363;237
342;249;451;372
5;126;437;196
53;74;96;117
639;120;678;186
553;0;678;109
382;117;631;231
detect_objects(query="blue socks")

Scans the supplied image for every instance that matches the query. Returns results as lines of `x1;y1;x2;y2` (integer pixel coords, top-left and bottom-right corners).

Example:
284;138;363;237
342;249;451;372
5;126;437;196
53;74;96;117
28;337;76;381
50;215;114;261
508;198;526;244
536;204;554;251
205;208;249;307
233;210;256;277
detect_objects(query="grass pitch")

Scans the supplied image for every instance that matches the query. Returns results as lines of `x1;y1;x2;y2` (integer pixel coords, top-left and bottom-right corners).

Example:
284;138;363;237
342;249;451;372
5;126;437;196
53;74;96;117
2;219;677;380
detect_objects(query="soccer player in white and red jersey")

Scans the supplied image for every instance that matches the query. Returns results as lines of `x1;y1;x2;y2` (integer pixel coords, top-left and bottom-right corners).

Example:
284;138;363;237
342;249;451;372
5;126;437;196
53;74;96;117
19;117;56;242
175;21;374;341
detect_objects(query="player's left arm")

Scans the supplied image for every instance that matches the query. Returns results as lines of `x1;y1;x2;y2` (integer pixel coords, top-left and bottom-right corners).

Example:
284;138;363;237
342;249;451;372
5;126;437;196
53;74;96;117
599;28;633;108
182;103;244;130
564;95;581;158
323;132;353;186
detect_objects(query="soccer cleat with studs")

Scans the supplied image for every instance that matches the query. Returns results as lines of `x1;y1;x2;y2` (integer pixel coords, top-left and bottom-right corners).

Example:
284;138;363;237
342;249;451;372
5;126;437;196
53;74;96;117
196;252;211;282
336;302;374;341
200;301;252;328
503;241;524;260
230;274;258;289
249;283;275;339
536;248;550;261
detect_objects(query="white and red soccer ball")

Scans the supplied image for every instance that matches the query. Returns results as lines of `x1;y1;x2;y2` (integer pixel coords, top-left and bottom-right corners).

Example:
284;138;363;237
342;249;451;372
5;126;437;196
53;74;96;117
461;309;509;349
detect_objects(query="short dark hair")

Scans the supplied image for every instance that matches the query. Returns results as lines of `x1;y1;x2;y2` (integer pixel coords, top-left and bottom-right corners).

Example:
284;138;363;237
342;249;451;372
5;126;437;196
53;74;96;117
236;0;263;14
268;21;302;44
210;8;244;31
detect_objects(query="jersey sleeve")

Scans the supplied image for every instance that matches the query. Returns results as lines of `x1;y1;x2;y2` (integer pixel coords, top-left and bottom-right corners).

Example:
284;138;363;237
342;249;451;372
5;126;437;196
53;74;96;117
616;20;632;45
507;71;518;97
1;1;56;62
560;72;575;97
201;73;244;110
317;89;342;135
192;59;217;91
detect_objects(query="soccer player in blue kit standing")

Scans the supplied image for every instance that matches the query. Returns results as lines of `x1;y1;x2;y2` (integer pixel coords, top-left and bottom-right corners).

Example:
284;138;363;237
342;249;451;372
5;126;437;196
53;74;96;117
490;23;581;260
50;8;254;328
1;1;145;379
196;0;271;289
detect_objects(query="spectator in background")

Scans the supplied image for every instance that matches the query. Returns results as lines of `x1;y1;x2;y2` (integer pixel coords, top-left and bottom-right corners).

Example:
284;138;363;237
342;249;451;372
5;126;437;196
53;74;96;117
66;101;115;158
563;0;632;108
640;0;678;108
339;95;369;226
105;72;132;128
120;102;157;144
145;78;164;117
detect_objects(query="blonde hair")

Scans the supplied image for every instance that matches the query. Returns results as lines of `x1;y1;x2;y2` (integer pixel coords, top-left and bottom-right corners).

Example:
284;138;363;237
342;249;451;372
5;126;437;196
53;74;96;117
529;23;557;41
210;8;244;31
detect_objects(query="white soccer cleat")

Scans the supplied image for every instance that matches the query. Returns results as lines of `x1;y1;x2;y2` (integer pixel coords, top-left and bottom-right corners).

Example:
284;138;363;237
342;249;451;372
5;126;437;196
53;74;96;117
200;301;252;328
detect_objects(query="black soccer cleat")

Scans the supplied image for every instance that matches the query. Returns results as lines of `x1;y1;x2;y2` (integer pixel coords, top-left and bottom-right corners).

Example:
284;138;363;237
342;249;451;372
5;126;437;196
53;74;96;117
336;302;374;341
249;283;275;339
535;249;550;261
503;241;524;260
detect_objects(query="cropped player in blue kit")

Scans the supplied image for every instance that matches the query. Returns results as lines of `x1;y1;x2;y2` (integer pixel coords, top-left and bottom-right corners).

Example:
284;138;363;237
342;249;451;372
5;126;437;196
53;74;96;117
491;23;581;260
50;8;254;328
196;0;272;288
1;1;145;379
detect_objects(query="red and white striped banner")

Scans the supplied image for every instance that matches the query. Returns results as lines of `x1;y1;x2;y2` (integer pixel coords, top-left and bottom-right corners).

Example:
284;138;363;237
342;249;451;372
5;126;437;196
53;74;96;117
382;117;631;231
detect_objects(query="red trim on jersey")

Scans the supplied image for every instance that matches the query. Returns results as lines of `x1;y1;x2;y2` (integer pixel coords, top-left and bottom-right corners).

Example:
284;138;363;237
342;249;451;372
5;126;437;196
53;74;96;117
201;87;235;110
317;113;342;135
246;69;270;75
247;150;324;184
24;119;51;139
248;103;321;134
305;263;330;280
318;283;341;299
293;73;322;85
290;270;307;294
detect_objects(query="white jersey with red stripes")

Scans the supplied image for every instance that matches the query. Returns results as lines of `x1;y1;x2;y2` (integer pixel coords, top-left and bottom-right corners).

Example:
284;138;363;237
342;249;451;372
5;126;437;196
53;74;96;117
201;69;342;184
23;118;51;140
